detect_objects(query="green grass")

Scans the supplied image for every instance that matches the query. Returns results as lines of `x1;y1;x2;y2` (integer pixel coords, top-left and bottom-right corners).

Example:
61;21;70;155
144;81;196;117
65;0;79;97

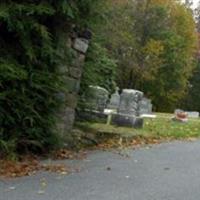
76;113;200;140
142;117;200;139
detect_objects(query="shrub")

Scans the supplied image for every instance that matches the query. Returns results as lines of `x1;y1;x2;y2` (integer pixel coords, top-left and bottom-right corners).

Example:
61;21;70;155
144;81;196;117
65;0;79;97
0;1;97;155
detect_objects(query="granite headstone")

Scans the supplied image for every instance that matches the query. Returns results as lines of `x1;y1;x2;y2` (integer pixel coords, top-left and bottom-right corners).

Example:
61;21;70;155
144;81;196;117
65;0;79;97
118;89;144;116
85;85;109;112
138;97;152;115
108;87;120;110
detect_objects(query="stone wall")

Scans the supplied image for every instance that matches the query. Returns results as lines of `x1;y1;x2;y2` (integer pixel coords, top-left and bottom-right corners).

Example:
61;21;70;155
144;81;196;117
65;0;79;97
57;36;90;139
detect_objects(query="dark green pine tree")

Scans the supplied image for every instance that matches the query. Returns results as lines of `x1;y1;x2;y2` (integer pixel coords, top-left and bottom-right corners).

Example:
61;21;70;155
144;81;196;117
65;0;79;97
0;0;97;155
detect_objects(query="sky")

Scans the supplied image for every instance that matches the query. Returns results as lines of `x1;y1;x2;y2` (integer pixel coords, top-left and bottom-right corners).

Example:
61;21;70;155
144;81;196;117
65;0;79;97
192;0;199;9
181;0;199;9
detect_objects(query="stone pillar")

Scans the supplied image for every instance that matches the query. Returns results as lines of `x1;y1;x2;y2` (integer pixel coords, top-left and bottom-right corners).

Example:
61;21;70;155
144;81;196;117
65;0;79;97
57;36;90;139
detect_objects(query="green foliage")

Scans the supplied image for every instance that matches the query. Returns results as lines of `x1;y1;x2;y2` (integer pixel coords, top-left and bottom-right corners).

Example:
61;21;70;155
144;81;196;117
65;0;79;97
80;42;117;94
94;0;197;112
77;0;117;99
0;0;96;155
181;61;200;112
145;2;197;111
78;113;200;140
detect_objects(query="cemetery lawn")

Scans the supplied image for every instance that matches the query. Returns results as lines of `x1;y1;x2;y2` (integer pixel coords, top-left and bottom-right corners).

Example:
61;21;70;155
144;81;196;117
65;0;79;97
76;113;200;145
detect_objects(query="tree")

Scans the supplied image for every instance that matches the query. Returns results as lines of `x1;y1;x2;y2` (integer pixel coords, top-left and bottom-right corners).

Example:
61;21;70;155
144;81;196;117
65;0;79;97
181;0;200;111
78;0;117;99
93;0;197;111
182;62;200;111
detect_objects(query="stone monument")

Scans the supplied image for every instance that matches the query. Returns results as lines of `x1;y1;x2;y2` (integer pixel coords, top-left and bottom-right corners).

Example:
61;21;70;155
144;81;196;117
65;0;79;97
76;86;109;123
85;85;109;112
185;111;199;118
111;89;144;128
108;87;120;110
118;89;144;116
138;97;153;115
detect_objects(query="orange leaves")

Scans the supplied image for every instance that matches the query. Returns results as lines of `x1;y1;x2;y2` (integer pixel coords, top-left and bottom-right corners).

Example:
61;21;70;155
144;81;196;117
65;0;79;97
0;156;70;178
53;149;87;160
0;157;40;178
95;136;163;150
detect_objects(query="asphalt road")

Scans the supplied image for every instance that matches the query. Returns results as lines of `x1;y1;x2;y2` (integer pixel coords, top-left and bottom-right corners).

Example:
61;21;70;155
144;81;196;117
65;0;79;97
1;140;200;200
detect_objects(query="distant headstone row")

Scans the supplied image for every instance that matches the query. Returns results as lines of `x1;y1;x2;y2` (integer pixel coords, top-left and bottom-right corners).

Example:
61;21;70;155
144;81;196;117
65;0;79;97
174;109;200;118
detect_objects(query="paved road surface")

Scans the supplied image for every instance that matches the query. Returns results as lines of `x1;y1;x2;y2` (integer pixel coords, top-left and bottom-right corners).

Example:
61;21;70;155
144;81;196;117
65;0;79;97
1;140;200;200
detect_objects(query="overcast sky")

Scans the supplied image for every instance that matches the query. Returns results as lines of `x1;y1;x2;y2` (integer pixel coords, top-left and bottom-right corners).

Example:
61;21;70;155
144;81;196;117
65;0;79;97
192;0;199;8
181;0;199;9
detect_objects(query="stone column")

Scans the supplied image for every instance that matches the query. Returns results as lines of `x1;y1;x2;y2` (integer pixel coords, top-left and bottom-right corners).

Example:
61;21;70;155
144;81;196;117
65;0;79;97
57;36;90;139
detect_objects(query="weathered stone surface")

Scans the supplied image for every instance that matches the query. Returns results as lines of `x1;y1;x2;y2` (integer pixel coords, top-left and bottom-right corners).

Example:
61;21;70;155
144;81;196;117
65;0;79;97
185;111;199;118
118;89;144;116
76;110;108;123
57;107;75;137
64;107;75;130
72;53;85;68
73;38;89;54
84;86;109;112
175;109;199;119
138;97;152;115
69;67;82;79
66;93;78;108
174;109;184;114
56;36;90;137
65;77;80;93
111;113;143;128
58;65;68;74
108;88;120;110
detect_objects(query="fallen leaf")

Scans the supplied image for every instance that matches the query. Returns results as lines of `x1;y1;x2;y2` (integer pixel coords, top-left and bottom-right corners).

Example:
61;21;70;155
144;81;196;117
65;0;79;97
37;190;45;195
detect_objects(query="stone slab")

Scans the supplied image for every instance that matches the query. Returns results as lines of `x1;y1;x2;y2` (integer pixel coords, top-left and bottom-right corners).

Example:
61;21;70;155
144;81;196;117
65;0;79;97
57;107;75;138
65;77;80;93
111;113;143;128
84;86;109;112
138;97;152;115
73;38;89;54
108;89;120;110
185;111;199;118
76;110;108;123
66;93;78;108
141;114;156;118
69;67;82;79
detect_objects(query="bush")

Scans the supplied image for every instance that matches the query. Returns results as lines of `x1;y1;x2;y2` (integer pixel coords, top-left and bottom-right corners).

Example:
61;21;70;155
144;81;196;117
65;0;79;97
80;42;117;94
0;1;97;155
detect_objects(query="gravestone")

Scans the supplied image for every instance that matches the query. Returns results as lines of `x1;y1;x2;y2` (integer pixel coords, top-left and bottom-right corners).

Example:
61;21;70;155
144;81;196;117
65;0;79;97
108;87;120;110
174;109;199;119
173;109;188;123
185;111;199;118
111;113;144;129
138;97;152;115
118;89;144;116
85;86;109;112
111;89;144;128
175;109;184;114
